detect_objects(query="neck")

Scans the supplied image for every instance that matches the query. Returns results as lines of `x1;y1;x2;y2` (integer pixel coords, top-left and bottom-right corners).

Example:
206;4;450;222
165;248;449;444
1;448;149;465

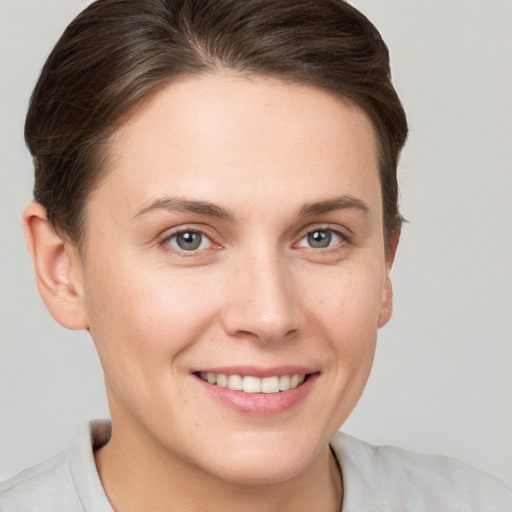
95;419;342;512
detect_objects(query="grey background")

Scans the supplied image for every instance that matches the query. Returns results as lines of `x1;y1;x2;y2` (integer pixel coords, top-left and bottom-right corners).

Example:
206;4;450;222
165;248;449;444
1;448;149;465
1;0;511;486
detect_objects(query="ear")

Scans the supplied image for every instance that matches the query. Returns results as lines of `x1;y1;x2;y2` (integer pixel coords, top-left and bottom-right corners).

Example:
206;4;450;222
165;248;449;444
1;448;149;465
378;228;400;328
23;202;89;330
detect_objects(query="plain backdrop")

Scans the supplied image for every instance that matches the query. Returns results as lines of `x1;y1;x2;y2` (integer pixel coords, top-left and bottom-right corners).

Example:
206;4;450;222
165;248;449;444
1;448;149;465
1;0;511;486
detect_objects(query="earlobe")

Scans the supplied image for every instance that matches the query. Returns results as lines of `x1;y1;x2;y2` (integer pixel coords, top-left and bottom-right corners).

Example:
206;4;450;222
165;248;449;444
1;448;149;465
378;293;393;328
23;202;89;330
378;228;401;329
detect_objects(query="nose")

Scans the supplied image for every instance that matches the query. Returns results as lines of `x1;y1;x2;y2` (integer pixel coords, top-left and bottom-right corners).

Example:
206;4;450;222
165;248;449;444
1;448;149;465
221;248;302;345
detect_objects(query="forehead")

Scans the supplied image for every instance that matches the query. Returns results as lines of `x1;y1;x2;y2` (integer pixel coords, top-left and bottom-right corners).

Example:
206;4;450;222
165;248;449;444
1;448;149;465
95;73;381;220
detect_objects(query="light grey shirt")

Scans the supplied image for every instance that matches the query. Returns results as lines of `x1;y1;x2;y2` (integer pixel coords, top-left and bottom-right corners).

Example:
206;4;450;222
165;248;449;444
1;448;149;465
1;420;511;511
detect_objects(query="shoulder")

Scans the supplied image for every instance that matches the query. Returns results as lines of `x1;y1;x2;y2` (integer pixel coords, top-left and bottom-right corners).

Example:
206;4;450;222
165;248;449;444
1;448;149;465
0;420;112;512
0;449;84;511
330;431;512;512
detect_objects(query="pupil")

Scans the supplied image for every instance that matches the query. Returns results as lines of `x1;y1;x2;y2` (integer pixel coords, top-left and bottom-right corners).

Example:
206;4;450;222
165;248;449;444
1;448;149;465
178;231;202;250
308;230;331;248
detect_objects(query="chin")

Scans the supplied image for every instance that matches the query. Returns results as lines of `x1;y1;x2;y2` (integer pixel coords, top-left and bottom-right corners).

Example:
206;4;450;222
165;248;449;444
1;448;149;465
206;454;312;486
195;430;326;486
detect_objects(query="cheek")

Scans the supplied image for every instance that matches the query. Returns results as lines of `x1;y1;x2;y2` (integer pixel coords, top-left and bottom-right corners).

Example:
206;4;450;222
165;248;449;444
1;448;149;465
82;260;220;385
302;262;383;389
304;261;385;335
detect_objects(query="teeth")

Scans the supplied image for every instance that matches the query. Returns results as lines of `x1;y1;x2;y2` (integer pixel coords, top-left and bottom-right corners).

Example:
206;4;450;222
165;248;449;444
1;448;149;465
227;374;243;391
279;375;290;391
216;374;227;387
261;376;280;394
199;372;307;393
243;376;261;393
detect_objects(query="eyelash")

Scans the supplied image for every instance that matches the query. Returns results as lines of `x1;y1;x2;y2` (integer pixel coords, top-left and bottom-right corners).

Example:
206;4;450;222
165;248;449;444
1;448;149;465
295;225;349;250
159;227;216;256
158;224;350;256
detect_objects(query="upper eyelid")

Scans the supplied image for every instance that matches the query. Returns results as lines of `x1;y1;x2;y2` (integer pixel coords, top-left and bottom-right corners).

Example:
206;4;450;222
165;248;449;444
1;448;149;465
159;224;215;241
299;228;343;244
158;226;217;252
295;223;350;241
158;229;218;258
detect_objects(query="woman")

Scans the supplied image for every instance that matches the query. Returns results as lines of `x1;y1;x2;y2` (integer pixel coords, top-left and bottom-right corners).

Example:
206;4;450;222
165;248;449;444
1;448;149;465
1;0;510;510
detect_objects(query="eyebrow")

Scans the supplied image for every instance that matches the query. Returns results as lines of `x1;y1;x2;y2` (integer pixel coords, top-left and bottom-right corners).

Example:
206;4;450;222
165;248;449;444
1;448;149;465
132;194;369;221
299;196;370;217
133;196;233;220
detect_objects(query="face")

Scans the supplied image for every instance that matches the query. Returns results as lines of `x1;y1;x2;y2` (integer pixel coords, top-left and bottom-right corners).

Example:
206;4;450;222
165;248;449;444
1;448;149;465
77;74;395;484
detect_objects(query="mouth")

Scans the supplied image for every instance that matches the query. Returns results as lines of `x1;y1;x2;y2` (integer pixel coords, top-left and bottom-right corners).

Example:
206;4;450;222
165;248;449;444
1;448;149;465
196;371;309;394
192;366;319;415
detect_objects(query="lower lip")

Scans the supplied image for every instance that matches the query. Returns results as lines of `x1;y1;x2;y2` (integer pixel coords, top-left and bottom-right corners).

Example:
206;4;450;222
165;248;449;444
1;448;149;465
194;373;319;415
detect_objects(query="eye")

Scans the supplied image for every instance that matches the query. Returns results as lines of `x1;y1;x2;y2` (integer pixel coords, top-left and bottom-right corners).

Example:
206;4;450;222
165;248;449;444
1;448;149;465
166;230;212;251
297;229;343;249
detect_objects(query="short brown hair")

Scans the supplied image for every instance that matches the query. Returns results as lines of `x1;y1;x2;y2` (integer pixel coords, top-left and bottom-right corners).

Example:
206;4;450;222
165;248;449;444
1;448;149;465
25;0;407;246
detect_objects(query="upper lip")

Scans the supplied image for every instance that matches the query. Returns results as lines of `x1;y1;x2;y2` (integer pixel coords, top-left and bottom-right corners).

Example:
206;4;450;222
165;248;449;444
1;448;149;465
192;365;319;378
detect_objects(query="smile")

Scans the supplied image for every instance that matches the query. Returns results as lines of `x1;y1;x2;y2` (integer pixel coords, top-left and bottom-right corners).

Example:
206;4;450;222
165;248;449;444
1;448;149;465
197;372;307;393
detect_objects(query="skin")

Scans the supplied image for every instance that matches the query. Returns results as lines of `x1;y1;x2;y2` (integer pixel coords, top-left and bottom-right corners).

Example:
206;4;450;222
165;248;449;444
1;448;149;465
24;73;398;512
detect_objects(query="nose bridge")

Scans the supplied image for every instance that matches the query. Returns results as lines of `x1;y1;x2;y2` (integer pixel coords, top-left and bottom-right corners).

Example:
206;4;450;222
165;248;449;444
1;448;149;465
222;242;300;343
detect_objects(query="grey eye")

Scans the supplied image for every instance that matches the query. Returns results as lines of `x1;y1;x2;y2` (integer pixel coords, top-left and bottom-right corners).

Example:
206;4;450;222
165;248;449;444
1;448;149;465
299;229;342;249
168;231;211;251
